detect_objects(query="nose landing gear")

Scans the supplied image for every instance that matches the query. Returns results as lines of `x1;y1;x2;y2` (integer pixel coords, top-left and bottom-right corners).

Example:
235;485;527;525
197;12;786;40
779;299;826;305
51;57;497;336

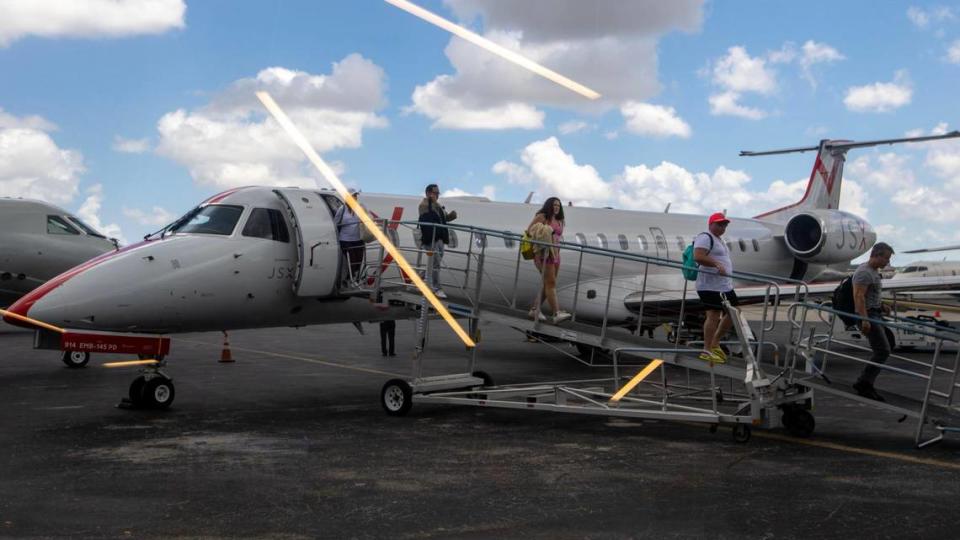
119;359;175;410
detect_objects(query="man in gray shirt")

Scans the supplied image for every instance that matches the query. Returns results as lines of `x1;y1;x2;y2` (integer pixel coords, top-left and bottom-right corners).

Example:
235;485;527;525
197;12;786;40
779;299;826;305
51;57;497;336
852;242;894;401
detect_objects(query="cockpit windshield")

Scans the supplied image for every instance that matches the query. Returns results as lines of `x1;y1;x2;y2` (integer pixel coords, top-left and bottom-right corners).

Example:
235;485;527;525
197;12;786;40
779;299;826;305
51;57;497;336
66;216;106;238
169;205;243;236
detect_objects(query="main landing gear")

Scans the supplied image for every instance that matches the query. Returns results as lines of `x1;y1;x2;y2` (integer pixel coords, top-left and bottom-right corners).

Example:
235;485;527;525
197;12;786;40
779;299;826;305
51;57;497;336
119;358;175;410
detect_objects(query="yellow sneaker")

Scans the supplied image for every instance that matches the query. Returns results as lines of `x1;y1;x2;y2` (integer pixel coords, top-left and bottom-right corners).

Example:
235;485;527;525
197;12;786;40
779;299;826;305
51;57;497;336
698;351;723;364
711;347;728;362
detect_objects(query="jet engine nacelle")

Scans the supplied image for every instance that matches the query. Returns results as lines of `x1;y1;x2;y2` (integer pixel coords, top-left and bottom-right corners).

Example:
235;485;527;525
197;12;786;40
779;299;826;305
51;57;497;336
783;210;876;265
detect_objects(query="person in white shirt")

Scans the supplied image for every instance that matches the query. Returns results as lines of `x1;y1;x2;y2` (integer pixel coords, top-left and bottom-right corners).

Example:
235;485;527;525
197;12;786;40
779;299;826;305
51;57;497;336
693;212;739;364
334;190;366;286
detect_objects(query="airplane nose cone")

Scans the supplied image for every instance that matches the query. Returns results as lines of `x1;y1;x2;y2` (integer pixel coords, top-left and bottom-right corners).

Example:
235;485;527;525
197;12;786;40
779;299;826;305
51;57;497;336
2;241;146;330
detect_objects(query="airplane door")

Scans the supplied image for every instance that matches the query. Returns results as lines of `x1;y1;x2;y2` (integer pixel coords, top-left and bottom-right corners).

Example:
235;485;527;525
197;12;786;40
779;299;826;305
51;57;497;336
649;227;669;259
273;189;340;297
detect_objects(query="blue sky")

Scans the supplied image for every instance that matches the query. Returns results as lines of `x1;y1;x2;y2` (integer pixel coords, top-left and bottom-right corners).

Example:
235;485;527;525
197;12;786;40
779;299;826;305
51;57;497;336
1;0;958;263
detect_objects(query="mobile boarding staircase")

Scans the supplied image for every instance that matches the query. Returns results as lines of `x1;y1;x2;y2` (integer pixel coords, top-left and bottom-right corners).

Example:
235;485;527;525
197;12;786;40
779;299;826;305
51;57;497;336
353;221;818;443
786;303;960;448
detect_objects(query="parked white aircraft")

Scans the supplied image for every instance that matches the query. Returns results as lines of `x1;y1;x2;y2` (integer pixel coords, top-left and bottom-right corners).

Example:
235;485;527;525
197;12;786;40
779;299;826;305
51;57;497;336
5;133;960;406
0;198;116;308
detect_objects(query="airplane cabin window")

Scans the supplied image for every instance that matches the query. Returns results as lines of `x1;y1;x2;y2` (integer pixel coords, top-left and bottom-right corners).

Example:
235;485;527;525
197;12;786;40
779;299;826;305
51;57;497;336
637;235;648;251
752;239;760;252
47;215;81;235
66;216;106;238
503;233;515;248
412;228;422;246
676;236;685;250
738;239;747;252
448;230;458;249
171;205;243;236
618;234;629;250
597;233;608;249
575;233;587;245
242;208;290;243
387;228;400;247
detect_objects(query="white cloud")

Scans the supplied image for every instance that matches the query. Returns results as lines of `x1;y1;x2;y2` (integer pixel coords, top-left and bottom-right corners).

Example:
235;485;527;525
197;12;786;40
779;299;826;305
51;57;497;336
492;160;533;184
947;40;960;64
0;111;84;205
123;205;176;226
712;46;777;94
410;76;543;130
798;40;844;88
846;152;916;192
907;6;931;28
604;131;619;140
907;6;955;29
76;184;125;244
892;186;960;223
155;54;388;189
708;91;766;120
558;120;591;135
706;46;776;119
0;108;57;131
492;137;609;205
443;185;496;200
620;101;691;138
113;136;150;154
407;1;704;129
843;71;912;112
0;0;185;47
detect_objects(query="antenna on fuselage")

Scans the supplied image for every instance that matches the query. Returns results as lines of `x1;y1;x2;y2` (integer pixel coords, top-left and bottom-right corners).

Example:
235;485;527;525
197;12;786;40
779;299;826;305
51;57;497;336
524;191;534;204
663;203;670;213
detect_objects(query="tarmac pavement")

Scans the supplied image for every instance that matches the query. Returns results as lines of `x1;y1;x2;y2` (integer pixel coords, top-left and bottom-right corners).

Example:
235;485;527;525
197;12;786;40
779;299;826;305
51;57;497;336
1;319;959;539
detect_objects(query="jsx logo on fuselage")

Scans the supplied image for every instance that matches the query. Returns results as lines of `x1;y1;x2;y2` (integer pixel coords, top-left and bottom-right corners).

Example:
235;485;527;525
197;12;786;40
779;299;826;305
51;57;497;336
835;216;868;251
268;266;296;279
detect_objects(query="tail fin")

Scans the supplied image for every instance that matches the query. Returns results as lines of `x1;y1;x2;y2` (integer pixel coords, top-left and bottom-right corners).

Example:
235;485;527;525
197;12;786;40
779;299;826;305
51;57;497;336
748;139;848;222
742;131;960;223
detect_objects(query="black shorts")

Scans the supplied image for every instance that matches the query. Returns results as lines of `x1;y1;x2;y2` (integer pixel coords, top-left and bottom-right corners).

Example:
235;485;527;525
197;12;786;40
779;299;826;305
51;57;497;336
697;289;739;311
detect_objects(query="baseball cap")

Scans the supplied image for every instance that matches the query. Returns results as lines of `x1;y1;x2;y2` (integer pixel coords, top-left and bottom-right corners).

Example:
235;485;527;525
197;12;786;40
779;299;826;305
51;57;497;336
708;212;730;225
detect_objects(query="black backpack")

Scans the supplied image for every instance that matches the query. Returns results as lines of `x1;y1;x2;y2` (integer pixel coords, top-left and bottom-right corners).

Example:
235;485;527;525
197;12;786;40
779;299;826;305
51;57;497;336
831;276;858;327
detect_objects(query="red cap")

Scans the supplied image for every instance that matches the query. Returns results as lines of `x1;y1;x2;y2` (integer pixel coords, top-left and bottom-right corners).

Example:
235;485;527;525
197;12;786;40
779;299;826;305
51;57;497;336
708;212;730;225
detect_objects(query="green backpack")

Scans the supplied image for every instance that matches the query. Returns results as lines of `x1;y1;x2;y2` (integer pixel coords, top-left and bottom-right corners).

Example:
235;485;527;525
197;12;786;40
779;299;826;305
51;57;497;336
681;233;713;281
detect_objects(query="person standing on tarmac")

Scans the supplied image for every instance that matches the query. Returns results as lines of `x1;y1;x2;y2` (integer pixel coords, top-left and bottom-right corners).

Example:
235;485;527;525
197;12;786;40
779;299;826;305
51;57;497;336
379;320;396;357
851;242;895;402
693;212;739;364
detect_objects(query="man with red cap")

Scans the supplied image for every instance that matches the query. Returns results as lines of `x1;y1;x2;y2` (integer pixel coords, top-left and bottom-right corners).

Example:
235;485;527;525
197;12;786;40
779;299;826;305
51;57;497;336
693;212;738;363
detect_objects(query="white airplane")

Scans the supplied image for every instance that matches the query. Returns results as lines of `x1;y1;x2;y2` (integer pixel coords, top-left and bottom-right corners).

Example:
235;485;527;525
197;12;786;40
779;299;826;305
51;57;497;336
5;132;960;407
0;198;116;309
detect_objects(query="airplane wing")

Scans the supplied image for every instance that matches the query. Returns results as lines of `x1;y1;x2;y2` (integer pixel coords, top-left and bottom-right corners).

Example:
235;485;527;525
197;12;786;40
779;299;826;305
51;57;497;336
902;244;960;254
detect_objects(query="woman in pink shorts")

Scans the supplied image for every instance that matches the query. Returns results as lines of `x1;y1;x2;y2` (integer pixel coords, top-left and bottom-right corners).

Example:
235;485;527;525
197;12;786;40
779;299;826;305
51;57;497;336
526;197;571;324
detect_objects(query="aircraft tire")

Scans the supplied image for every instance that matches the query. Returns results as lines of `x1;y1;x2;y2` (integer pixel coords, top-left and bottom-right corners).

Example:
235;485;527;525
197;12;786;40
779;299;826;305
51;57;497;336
381;379;412;416
129;376;147;407
142;377;175;410
61;351;90;369
782;408;815;438
732;424;751;444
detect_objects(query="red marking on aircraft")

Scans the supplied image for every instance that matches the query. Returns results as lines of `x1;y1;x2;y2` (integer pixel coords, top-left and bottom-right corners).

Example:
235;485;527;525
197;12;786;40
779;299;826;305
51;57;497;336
367;206;412;285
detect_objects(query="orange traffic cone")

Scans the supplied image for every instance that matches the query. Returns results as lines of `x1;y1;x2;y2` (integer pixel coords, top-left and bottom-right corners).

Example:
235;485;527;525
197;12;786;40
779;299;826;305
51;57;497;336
219;331;234;363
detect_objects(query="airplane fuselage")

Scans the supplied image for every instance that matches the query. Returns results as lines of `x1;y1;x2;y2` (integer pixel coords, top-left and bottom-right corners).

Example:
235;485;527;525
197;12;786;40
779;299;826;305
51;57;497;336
7;187;876;334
